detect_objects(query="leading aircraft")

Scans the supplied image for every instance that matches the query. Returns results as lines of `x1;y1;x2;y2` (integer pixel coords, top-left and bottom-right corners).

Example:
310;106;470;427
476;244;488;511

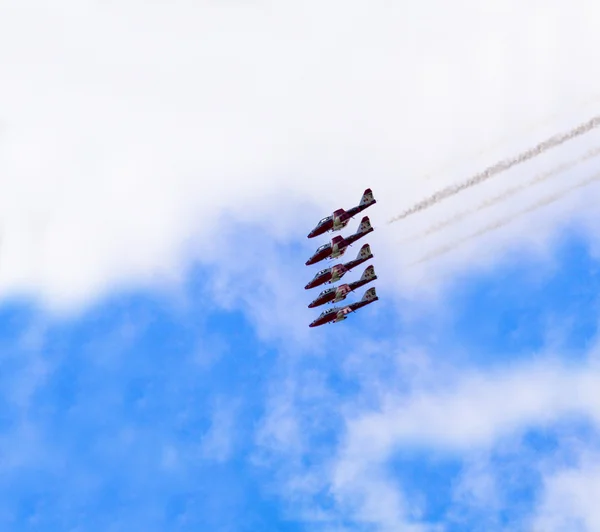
305;216;373;266
308;265;377;308
308;189;376;238
309;287;379;327
305;244;373;290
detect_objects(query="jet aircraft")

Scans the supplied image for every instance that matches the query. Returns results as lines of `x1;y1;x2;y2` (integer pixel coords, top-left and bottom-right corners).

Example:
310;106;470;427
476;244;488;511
308;265;377;308
304;244;373;290
305;216;373;266
308;288;379;327
308;189;376;238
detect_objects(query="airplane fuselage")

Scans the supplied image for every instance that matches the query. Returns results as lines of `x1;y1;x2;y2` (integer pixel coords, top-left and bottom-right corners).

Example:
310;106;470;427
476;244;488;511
305;245;333;266
308;285;352;308
309;308;342;327
307;217;333;238
309;306;353;327
341;252;371;272
348;296;379;313
305;242;348;265
305;264;347;290
307;190;376;238
343;226;373;247
305;270;333;290
308;287;336;308
348;277;375;293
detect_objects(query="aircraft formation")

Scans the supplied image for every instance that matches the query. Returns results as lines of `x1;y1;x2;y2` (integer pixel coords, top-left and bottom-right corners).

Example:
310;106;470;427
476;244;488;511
305;189;379;327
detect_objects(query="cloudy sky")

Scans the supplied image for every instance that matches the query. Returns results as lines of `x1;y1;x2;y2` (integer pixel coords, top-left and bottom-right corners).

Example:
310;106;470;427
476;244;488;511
2;1;600;530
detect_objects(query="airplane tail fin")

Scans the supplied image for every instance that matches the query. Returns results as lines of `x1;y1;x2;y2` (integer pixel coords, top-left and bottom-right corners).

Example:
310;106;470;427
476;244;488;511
359;188;376;207
361;287;378;302
356;216;373;234
357;243;373;260
360;265;377;281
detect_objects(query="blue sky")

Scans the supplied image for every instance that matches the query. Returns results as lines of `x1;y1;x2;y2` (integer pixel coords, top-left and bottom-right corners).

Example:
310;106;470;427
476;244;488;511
0;220;598;531
2;2;600;531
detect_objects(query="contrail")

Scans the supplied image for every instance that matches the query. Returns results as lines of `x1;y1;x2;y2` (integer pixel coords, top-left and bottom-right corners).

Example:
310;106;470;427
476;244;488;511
412;170;600;265
389;114;600;224
407;145;600;240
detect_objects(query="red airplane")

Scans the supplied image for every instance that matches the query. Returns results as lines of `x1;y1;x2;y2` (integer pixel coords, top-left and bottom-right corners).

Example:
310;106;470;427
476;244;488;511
304;244;373;290
309;287;379;327
308;265;377;308
307;189;376;238
305;216;373;266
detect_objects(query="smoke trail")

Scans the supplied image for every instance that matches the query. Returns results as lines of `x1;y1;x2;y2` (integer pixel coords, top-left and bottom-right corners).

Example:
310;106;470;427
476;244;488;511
409;145;600;240
389;114;600;224
412;171;600;265
418;93;600;183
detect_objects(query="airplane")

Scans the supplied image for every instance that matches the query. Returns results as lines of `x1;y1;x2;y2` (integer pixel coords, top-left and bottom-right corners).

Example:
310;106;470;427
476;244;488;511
308;265;377;308
305;216;373;266
309;287;379;327
304;244;373;290
308;188;376;238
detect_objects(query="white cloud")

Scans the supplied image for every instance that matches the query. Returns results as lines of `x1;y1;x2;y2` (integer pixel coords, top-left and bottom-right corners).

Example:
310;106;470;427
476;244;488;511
199;397;238;463
202;222;315;343
340;363;600;455
329;358;600;530
532;450;600;532
254;338;600;531
2;0;600;311
450;452;502;523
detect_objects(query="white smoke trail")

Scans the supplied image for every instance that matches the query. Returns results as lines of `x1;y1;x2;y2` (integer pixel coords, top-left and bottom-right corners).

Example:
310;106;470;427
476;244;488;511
389;114;600;223
412;171;600;265
418;92;600;183
407;145;600;240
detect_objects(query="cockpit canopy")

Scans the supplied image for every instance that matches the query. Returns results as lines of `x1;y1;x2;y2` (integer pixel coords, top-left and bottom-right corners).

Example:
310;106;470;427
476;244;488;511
317;287;334;298
318;307;337;319
318;216;332;226
316;243;329;252
313;268;329;280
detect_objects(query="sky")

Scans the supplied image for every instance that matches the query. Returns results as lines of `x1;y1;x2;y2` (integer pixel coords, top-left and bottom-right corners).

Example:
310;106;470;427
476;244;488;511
1;1;600;531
